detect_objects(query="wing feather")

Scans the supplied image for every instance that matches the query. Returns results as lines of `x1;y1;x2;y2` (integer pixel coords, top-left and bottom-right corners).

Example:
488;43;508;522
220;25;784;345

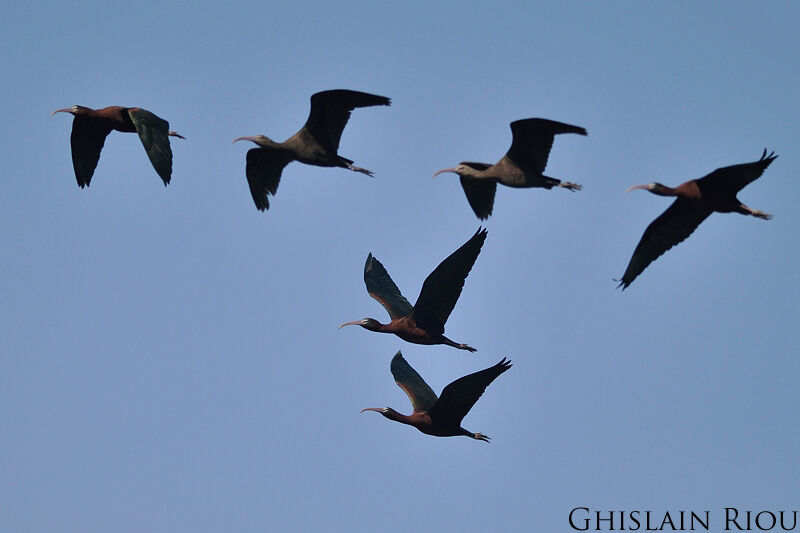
457;163;497;219
618;198;713;289
390;352;438;413
303;90;391;153
506;118;587;174
364;253;413;319
428;358;512;426
128;108;175;185
696;149;777;195
69;116;112;187
245;147;292;211
411;228;487;334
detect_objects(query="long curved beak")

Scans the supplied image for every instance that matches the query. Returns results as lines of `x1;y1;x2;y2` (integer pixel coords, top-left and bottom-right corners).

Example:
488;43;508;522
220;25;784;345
338;320;361;329
432;168;457;179
50;108;72;116
360;407;382;414
232;136;256;144
625;184;649;193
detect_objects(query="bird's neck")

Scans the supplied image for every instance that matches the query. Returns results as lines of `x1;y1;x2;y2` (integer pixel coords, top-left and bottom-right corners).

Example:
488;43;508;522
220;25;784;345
460;166;490;179
649;183;681;196
381;408;414;425
362;320;392;333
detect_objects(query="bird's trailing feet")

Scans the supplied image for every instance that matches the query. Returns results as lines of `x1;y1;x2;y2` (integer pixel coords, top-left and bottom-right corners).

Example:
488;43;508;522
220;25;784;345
168;130;186;140
472;432;490;442
742;205;772;220
347;163;374;177
559;181;582;191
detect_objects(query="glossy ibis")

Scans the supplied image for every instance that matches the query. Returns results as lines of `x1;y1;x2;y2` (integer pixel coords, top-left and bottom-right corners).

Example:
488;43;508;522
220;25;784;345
433;118;587;219
232;89;391;211
618;149;777;289
362;351;512;442
51;105;184;187
339;228;487;352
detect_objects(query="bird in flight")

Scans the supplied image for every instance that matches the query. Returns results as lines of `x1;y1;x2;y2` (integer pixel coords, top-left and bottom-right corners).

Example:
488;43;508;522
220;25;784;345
618;149;777;289
233;89;390;211
433;118;586;219
361;351;512;442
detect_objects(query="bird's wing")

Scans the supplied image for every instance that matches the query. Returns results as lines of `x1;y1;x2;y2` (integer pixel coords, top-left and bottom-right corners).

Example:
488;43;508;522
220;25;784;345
618;197;713;289
303;90;391;153
69;116;113;187
410;228;487;334
428;358;512;426
128;108;176;186
459;176;497;220
364;253;413;319
696;149;778;195
505;118;587;174
390;352;438;413
245;147;292;211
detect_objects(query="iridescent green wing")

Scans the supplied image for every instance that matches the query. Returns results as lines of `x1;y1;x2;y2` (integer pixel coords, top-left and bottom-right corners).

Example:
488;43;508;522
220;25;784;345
390;352;438;413
364;253;413;319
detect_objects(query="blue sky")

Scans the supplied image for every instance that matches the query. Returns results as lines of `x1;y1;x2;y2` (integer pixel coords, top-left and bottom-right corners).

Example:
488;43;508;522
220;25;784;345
2;2;798;531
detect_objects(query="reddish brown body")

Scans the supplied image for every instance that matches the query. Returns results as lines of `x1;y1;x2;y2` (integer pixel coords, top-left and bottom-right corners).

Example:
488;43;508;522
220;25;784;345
362;352;512;441
361;317;471;350
52;105;184;187
339;228;488;352
619;149;776;289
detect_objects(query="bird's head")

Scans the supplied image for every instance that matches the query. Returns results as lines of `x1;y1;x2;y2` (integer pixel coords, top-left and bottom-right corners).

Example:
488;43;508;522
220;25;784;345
360;407;398;420
232;134;274;147
338;318;381;331
432;165;466;178
625;182;670;195
51;105;88;117
360;407;389;415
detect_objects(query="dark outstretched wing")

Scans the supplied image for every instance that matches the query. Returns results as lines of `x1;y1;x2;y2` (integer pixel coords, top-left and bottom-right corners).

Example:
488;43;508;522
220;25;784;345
245;147;292;211
505;118;587;174
390;352;438;413
411;228;487;334
69;115;112;187
696;149;777;196
618;198;713;289
364;253;414;319
458;162;497;220
428;358;512;426
128;108;175;185
303;90;391;153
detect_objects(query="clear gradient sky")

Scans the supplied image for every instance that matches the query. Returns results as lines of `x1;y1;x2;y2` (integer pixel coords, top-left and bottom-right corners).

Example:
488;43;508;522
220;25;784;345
2;2;798;532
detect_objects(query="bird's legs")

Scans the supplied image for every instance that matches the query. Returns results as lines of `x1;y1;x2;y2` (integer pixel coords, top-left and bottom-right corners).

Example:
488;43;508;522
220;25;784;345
558;181;582;191
168;131;186;140
739;203;772;220
442;337;476;352
347;163;374;177
459;427;490;442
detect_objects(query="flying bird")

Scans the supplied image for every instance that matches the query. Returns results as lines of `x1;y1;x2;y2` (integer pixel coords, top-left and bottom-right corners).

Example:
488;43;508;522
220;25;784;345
339;228;487;352
233;89;391;211
361;351;512;442
433;118;587;219
618;149;777;289
51;105;184;187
